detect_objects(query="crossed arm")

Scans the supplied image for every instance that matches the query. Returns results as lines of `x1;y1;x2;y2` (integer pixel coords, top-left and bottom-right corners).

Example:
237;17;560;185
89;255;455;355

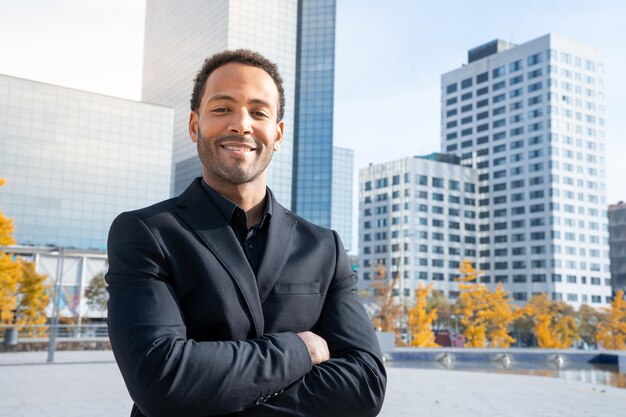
106;212;386;417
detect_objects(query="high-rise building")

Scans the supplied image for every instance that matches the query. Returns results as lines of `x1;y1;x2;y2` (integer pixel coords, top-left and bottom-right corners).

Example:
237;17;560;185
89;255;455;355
608;202;626;293
143;0;298;203
357;154;479;300
441;34;611;306
292;0;336;227
143;1;338;225
0;74;173;250
331;147;353;251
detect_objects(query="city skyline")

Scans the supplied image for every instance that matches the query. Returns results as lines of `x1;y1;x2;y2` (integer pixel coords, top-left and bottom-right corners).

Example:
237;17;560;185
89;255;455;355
1;1;625;202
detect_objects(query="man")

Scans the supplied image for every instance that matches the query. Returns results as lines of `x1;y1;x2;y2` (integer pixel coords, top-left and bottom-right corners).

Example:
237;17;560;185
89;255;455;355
106;49;386;417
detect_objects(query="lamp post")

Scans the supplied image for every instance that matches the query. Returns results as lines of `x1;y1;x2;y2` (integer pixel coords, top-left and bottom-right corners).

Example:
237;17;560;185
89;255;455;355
47;247;65;363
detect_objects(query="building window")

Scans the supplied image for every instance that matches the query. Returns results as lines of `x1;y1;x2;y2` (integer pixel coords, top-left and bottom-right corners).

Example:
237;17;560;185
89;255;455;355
446;83;458;94
493;65;505;78
509;59;523;72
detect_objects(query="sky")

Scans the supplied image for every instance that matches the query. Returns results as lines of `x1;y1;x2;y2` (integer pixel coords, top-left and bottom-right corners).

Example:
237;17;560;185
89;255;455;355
1;0;625;207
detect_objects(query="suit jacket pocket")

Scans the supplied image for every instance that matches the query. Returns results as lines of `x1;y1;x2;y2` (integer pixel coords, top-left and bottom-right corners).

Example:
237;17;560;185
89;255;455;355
273;282;320;295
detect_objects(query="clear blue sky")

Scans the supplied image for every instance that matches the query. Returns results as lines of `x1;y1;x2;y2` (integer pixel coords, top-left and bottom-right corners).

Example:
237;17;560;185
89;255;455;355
1;0;625;203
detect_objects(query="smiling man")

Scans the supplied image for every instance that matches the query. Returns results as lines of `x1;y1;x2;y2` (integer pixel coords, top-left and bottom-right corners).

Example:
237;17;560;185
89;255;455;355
106;50;386;417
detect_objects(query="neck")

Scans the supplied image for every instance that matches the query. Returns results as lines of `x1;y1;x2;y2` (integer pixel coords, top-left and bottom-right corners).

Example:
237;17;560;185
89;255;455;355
202;173;267;228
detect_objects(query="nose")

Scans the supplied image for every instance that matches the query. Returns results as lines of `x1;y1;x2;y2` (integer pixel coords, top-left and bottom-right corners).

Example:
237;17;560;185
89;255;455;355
228;110;253;135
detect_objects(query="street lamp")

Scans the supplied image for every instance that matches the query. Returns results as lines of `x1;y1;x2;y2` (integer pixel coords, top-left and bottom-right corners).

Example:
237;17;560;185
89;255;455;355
47;247;65;363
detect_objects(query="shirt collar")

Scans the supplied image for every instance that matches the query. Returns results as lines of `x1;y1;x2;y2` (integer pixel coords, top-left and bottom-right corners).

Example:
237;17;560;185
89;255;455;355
201;180;272;228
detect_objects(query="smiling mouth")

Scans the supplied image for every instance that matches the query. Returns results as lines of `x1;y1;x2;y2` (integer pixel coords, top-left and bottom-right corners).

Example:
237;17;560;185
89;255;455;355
221;144;256;152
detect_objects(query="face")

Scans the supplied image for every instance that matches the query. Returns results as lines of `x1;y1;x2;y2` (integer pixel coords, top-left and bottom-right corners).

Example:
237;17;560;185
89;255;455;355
189;63;284;189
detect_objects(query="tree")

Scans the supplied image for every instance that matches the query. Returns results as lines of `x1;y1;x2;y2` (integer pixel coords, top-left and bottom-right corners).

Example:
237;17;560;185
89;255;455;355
407;283;438;347
577;304;603;349
484;283;517;348
596;290;626;350
84;270;109;313
428;290;452;333
14;260;49;334
370;263;403;342
454;260;490;347
524;293;578;348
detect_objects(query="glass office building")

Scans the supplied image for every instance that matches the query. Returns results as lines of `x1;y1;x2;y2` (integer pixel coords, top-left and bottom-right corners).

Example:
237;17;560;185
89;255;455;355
293;0;336;227
0;74;173;250
331;147;353;252
441;34;611;307
143;0;298;205
143;1;346;243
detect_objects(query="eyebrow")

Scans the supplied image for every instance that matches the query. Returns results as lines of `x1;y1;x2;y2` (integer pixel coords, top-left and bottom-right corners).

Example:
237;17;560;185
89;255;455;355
207;94;273;109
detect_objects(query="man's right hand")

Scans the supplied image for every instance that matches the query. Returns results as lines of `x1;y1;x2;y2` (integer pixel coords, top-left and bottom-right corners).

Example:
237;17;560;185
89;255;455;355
297;331;330;366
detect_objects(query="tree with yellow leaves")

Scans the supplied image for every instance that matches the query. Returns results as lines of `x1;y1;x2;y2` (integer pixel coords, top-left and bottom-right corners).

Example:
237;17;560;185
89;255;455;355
524;293;578;348
407;283;439;347
14;260;50;330
0;179;50;331
596;290;626;350
454;260;490;347
484;283;518;348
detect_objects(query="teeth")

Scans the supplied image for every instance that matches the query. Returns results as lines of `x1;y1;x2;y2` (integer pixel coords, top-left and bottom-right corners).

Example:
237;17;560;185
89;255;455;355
224;145;252;151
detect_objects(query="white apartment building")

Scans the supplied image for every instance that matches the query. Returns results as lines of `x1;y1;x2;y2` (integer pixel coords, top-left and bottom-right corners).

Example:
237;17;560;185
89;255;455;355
441;34;611;307
358;154;479;301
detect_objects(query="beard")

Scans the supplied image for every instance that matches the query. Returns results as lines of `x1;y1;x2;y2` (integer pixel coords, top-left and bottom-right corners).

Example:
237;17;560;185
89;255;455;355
196;131;275;185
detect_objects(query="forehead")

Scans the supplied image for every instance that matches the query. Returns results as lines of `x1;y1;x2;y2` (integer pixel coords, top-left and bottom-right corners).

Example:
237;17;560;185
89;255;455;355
203;63;279;104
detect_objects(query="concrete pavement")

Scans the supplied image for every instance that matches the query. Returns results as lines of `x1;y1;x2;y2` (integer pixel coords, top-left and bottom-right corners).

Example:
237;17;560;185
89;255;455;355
1;350;625;416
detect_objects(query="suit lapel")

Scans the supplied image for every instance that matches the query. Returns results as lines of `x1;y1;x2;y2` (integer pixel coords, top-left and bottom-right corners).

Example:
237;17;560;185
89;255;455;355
173;179;265;337
256;195;297;304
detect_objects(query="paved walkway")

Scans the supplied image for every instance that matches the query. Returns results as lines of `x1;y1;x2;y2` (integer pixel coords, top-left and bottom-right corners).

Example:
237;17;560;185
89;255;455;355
0;351;625;416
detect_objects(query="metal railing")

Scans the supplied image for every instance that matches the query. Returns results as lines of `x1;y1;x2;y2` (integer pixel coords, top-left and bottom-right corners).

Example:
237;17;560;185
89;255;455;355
1;323;109;341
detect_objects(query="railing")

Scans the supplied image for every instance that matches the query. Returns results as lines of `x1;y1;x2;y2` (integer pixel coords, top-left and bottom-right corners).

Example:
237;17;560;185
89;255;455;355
0;324;109;341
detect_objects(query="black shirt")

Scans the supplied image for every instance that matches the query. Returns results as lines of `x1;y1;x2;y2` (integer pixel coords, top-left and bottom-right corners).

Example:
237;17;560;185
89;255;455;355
201;180;271;275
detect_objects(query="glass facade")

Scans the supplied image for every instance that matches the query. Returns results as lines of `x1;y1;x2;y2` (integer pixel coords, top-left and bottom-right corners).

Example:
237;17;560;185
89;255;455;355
143;0;349;239
293;0;336;227
0;74;173;250
331;147;353;251
143;0;298;205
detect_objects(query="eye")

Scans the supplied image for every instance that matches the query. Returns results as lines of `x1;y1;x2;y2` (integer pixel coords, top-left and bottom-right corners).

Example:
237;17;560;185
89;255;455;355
251;111;269;118
212;107;230;113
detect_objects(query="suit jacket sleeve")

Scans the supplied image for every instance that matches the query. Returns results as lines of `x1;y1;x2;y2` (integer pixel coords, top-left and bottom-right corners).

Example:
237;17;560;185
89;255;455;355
106;212;314;417
240;231;387;417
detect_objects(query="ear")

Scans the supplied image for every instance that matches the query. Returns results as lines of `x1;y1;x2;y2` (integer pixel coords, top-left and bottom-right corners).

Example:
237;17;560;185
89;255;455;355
273;121;285;151
189;111;199;143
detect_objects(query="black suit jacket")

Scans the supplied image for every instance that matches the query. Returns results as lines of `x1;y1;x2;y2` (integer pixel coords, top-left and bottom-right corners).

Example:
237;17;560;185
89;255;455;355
106;178;386;417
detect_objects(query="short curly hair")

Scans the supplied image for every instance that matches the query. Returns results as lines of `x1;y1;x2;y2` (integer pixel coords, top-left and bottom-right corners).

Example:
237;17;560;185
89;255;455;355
190;49;285;121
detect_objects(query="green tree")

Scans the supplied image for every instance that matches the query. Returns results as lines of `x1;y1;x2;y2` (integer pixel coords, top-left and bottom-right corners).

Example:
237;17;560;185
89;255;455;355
577;304;602;348
84;270;109;313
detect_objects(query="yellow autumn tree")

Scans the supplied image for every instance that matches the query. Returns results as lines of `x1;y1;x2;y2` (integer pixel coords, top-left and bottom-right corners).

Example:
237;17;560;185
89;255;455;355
407;283;439;347
596;290;626;350
484;283;518;348
454;260;490;347
14;260;50;333
370;264;403;341
0;178;20;324
0;179;50;330
524;293;578;348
